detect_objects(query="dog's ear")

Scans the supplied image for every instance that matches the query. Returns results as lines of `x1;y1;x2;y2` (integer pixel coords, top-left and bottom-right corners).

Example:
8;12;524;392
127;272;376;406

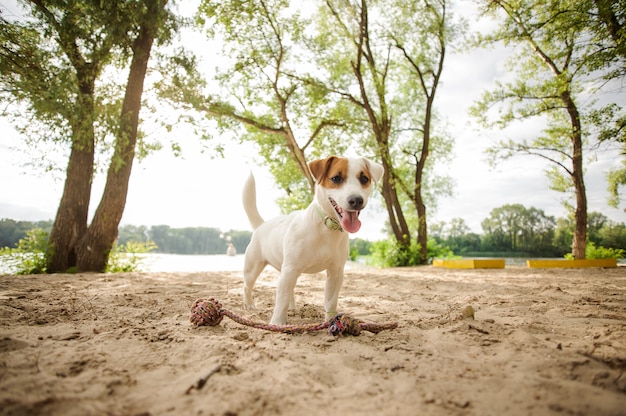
363;158;384;185
309;156;337;183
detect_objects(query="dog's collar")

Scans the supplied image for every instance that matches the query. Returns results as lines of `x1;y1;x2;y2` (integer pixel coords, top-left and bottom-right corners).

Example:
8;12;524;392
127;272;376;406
316;205;344;232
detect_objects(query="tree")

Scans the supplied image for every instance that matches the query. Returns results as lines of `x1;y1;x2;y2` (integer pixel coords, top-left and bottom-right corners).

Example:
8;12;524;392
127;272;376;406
518;207;556;254
480;203;556;255
317;0;410;253
471;0;624;259
75;0;173;271
578;0;626;209
160;0;458;263
481;204;526;252
435;218;482;255
586;0;626;78
587;211;609;244
315;0;458;264
0;219;52;248
1;0;116;272
596;219;626;249
117;225;149;245
159;0;350;211
386;0;459;263
1;0;179;272
553;216;574;254
586;212;626;249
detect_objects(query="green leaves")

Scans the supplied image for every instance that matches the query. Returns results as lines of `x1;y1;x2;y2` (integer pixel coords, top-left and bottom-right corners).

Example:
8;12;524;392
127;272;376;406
189;0;358;209
0;228;49;275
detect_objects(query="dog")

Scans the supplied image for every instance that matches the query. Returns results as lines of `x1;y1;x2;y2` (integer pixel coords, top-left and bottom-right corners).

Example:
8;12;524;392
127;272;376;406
242;156;384;325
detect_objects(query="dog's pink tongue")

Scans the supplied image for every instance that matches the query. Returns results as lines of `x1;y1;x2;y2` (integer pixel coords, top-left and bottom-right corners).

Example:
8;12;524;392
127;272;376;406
342;211;361;233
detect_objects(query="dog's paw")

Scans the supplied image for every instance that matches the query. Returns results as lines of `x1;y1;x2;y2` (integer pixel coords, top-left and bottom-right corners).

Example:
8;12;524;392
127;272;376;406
269;316;287;326
243;303;257;311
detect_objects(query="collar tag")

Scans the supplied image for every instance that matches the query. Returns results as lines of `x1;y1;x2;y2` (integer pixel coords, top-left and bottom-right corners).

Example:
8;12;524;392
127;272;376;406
317;205;344;232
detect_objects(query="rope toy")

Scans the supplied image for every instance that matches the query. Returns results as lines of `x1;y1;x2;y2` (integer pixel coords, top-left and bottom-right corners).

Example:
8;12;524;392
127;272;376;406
190;297;398;336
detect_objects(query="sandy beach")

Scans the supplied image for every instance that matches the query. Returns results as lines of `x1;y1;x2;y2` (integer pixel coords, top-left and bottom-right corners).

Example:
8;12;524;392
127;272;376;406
1;265;625;415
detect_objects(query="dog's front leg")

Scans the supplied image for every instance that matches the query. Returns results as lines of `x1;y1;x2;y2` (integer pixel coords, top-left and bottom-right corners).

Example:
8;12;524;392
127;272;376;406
324;266;344;321
270;268;300;325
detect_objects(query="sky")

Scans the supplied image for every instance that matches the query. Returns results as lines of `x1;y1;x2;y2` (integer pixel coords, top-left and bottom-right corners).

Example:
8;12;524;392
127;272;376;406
0;1;624;242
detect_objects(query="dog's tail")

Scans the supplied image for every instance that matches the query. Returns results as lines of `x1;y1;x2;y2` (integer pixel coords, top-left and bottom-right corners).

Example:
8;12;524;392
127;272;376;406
242;173;265;230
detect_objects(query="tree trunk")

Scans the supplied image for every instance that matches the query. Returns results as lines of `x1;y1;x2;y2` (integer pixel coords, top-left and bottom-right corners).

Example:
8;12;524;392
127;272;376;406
46;135;94;272
414;97;433;265
571;132;588;259
564;92;587;259
284;125;315;194
76;21;157;272
46;82;96;273
380;153;411;247
415;193;427;261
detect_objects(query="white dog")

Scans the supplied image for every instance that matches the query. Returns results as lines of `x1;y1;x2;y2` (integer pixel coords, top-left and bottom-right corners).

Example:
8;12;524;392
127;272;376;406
242;156;384;325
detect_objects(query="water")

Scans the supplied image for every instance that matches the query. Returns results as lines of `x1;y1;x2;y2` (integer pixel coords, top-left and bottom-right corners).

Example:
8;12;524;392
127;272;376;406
3;253;618;275
140;253;371;272
0;253;369;274
140;253;245;272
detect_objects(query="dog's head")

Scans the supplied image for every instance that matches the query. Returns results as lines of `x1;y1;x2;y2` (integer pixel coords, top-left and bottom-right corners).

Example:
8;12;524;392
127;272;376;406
309;156;384;233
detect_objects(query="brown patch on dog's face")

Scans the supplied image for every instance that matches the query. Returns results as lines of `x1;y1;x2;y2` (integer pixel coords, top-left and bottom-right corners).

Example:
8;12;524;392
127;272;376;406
309;156;345;188
310;157;350;189
309;157;374;189
358;162;375;190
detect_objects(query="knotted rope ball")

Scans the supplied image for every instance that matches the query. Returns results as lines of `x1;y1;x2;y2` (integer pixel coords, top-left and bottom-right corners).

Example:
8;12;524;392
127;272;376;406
328;313;362;336
189;297;398;337
190;297;224;327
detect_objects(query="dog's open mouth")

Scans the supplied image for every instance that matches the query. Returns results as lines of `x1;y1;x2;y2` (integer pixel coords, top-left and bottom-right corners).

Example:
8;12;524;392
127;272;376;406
329;198;362;233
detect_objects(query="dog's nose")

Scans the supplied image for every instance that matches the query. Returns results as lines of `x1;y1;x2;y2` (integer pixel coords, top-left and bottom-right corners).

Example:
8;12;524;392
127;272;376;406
348;195;364;210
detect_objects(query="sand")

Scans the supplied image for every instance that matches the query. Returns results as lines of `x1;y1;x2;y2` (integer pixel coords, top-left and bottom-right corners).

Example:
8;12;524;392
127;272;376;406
1;265;625;415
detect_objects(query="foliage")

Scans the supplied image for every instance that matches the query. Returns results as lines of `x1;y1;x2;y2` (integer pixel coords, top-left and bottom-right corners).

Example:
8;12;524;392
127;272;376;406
593;218;626;249
105;240;158;273
564;242;624;260
0;228;49;275
607;158;626;208
368;238;453;267
171;0;462;264
480;204;558;255
350;238;372;261
1;0;189;273
368;239;421;267
0;219;53;249
1;222;253;257
167;0;353;211
4;210;625;264
427;238;456;261
435;209;626;258
312;0;460;264
471;0;626;259
431;218;482;255
0;229;158;275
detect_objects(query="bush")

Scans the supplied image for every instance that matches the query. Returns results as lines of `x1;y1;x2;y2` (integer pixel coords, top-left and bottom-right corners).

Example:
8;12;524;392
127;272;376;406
0;229;157;275
105;240;158;273
0;228;48;275
368;239;418;267
564;241;624;260
427;238;456;261
368;238;454;267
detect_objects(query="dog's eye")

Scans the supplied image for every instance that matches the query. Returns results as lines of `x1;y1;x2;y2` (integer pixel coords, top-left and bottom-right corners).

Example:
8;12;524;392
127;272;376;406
331;175;343;183
359;173;369;185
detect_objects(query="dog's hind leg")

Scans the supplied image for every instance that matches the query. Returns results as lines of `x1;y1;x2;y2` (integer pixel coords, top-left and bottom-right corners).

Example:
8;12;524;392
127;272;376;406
243;258;266;311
